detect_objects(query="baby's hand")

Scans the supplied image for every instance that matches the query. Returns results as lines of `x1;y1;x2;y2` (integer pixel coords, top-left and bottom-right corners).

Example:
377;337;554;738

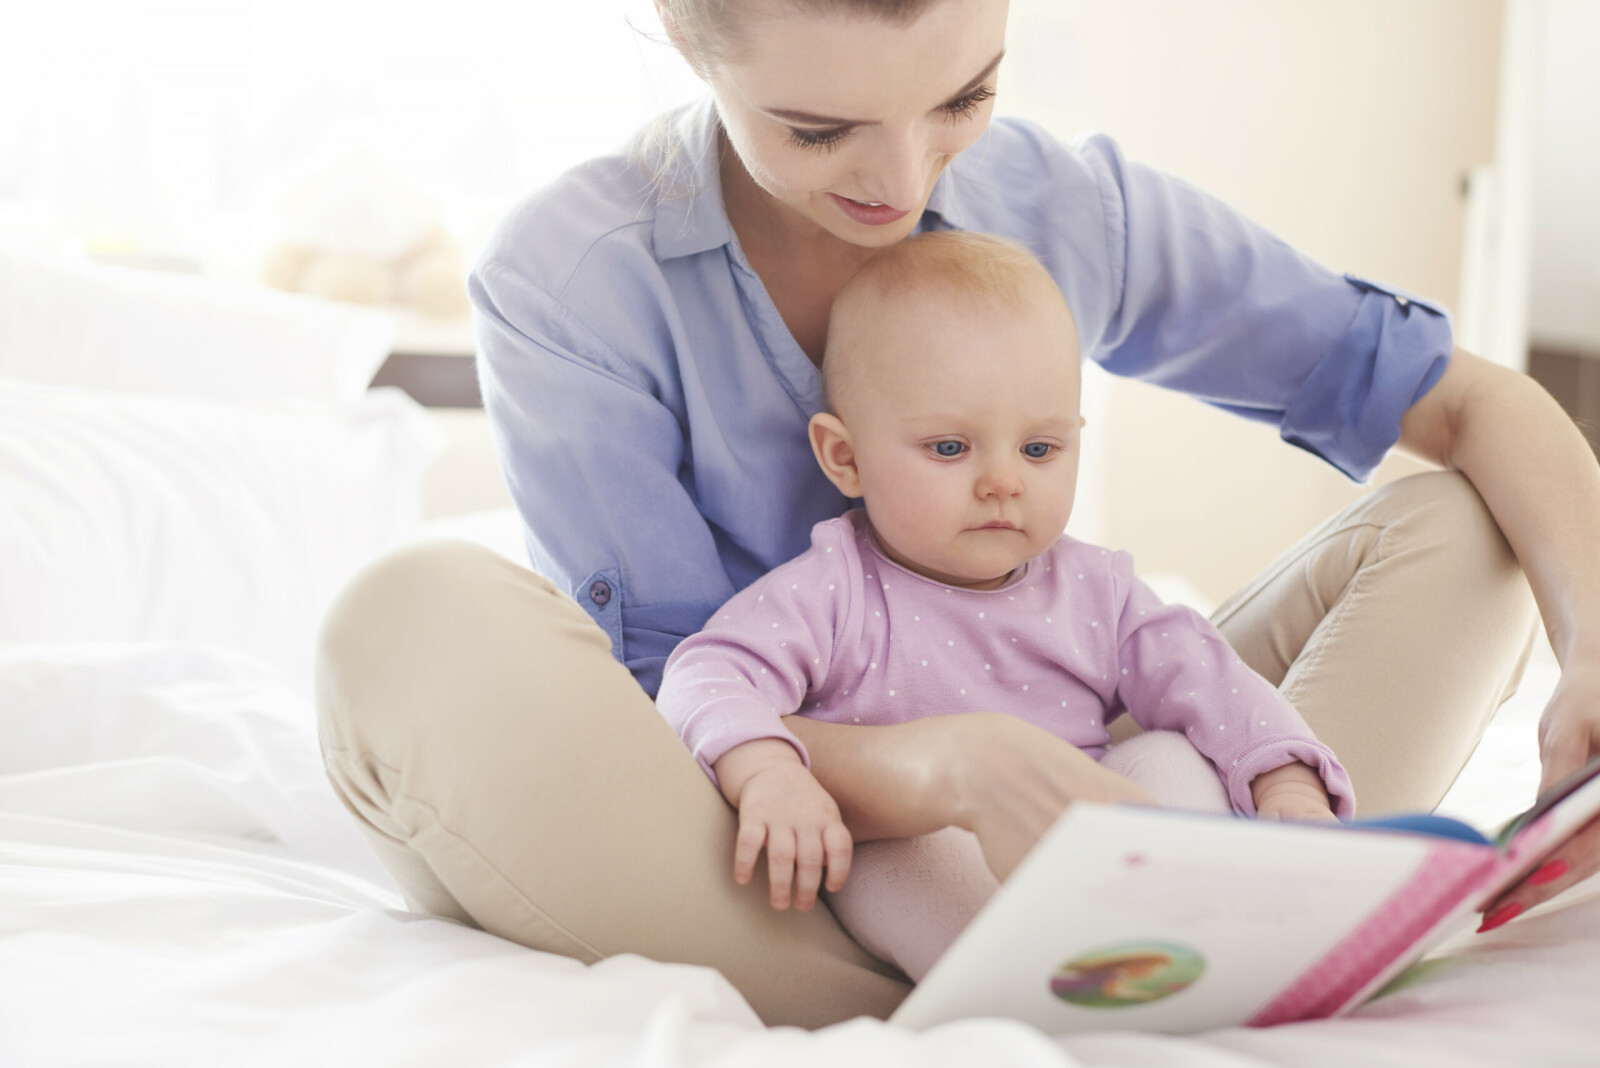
1256;791;1339;822
1251;761;1339;823
730;756;853;910
735;761;852;909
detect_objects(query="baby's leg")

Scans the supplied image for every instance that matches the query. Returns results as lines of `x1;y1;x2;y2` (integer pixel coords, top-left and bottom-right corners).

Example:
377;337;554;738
825;731;1231;983
1099;729;1233;813
823;826;998;983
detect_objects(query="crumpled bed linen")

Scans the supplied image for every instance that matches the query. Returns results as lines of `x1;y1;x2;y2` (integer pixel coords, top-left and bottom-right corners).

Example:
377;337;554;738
3;642;1594;1068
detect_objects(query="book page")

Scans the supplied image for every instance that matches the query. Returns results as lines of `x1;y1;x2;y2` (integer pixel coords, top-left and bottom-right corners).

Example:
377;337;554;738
893;805;1448;1034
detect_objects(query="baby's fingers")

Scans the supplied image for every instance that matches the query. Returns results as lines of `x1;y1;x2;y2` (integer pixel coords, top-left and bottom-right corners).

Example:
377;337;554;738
792;832;826;912
765;827;798;909
732;818;769;887
823;822;853;892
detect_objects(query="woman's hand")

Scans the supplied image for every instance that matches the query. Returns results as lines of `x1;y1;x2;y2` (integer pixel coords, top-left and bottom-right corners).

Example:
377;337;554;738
940;713;1157;882
1479;654;1600;930
785;711;1154;882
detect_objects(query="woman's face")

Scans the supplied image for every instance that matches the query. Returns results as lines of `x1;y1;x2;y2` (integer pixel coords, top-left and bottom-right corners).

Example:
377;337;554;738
702;0;1010;247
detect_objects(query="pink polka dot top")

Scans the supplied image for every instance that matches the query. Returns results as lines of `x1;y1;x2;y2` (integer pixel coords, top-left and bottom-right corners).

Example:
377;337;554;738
656;508;1354;817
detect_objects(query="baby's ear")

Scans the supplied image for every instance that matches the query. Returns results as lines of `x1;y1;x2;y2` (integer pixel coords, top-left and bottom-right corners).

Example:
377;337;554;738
808;412;864;498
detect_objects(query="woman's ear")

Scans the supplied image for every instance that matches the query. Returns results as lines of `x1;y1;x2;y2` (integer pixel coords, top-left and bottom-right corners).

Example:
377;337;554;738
654;1;684;45
808;412;864;498
654;1;700;68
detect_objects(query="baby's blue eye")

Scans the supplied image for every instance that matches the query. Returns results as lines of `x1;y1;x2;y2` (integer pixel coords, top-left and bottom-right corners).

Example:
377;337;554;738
933;441;966;458
1023;442;1053;459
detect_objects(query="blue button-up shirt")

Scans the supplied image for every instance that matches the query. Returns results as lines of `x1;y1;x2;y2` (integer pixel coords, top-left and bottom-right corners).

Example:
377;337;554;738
470;97;1452;696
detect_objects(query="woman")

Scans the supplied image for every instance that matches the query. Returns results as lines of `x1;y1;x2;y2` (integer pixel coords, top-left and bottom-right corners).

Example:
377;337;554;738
316;0;1600;1029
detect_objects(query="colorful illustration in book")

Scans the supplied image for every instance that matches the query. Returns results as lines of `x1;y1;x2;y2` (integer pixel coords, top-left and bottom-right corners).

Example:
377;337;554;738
1050;942;1206;1007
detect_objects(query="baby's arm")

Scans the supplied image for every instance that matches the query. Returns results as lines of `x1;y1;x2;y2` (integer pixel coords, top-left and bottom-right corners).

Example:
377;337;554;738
1251;761;1339;822
713;738;853;911
1105;550;1356;819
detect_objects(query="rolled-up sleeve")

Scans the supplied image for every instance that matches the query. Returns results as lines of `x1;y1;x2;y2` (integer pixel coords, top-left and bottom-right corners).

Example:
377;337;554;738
472;259;732;696
1066;130;1452;482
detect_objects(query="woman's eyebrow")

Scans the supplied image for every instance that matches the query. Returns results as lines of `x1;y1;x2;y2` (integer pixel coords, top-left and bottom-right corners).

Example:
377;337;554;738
762;50;1005;127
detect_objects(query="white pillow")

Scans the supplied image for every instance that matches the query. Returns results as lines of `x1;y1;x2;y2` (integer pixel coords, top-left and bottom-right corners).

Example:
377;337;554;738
0;381;440;696
0;242;393;409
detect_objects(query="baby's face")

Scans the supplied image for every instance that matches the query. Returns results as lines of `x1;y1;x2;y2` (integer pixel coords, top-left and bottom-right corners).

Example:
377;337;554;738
838;285;1083;589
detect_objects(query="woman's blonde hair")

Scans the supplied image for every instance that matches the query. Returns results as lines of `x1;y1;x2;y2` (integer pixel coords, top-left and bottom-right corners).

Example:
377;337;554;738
658;0;941;72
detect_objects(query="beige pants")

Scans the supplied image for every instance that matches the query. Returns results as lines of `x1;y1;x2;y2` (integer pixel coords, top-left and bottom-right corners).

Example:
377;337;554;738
316;471;1536;1029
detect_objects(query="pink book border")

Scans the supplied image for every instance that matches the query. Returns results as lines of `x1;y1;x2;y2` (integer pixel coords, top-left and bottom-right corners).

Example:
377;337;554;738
1246;841;1497;1027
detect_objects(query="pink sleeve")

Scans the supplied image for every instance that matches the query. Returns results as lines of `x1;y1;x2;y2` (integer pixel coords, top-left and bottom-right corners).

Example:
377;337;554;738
655;530;850;787
1108;553;1356;818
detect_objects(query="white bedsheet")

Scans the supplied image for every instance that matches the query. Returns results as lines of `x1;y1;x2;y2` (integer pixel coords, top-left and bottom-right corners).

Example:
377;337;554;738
4;639;1596;1067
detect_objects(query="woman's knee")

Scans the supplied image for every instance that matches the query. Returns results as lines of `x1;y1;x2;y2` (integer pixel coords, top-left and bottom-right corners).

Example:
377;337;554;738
1359;470;1535;622
319;538;557;653
314;538;583;751
1360;471;1509;563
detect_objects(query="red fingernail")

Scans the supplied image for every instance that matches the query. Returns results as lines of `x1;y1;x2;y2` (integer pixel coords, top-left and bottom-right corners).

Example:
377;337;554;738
1528;859;1569;886
1476;902;1523;933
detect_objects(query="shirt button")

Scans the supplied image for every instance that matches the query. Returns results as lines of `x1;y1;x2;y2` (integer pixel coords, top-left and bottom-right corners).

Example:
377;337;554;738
589;580;612;607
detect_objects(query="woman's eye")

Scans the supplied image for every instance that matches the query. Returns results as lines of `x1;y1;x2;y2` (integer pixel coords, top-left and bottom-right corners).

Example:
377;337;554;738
933;441;966;458
942;84;996;120
787;126;851;152
1023;442;1053;459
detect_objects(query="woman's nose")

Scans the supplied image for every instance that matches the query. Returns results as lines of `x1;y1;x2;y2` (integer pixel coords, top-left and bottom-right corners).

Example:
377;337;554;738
857;127;929;212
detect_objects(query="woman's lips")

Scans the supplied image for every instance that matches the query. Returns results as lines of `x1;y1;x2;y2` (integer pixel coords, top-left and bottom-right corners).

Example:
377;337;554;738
829;192;910;226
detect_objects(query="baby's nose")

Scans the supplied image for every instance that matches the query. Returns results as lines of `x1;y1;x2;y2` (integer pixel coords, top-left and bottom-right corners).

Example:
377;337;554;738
977;459;1024;497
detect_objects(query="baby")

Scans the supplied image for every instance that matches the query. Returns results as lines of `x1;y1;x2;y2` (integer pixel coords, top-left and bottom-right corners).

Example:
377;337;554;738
656;230;1354;981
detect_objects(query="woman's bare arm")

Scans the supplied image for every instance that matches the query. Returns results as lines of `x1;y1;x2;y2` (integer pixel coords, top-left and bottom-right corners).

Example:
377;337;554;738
1398;348;1600;916
787;712;1155;881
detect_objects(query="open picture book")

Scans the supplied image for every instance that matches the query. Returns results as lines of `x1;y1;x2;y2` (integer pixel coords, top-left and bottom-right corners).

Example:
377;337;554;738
891;755;1600;1034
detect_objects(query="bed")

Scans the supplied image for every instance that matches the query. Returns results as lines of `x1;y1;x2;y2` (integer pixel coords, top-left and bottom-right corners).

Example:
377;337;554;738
4;244;1597;1067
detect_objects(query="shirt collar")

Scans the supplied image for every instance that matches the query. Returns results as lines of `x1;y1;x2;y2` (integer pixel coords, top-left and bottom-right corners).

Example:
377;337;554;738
648;94;975;261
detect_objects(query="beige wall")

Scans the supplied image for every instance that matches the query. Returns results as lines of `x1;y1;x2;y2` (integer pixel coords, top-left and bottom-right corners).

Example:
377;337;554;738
1006;0;1503;604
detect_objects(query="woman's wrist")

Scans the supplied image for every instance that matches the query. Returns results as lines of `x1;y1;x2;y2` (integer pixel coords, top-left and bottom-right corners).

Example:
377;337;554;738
1550;626;1600;673
784;714;960;842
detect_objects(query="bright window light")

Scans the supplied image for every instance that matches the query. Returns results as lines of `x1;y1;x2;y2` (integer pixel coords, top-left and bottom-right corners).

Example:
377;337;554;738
0;2;702;269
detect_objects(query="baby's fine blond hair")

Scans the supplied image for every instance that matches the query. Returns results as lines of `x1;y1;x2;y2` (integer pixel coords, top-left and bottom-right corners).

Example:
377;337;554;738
821;230;1072;414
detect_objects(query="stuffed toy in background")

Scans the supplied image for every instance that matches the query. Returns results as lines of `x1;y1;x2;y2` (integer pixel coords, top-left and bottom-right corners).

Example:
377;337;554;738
259;151;470;319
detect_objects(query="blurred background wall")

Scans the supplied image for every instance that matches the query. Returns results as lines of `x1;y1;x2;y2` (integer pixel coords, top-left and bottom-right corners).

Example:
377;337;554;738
1530;0;1600;354
1005;0;1505;604
2;1;1593;595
